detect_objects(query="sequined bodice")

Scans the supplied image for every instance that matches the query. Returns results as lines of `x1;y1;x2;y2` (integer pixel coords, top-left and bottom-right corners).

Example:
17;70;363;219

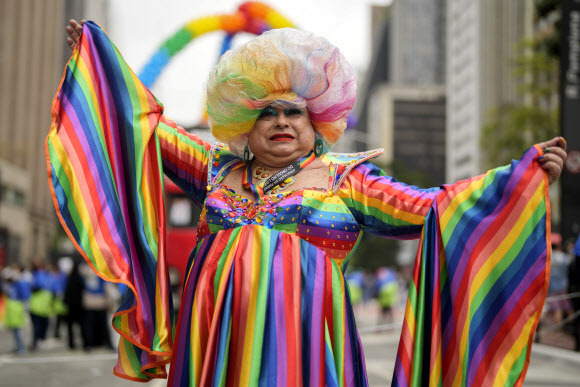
196;186;362;265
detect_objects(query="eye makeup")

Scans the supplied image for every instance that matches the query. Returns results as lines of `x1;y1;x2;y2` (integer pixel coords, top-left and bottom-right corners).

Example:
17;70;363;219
257;106;304;119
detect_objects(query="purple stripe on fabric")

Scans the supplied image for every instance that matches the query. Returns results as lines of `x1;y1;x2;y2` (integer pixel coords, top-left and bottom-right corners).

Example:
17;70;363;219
343;288;355;386
309;249;326;386
162;161;205;190
278;195;302;207
355;163;439;200
441;161;534;351
393;359;409;387
447;153;535;290
355;330;369;386
466;253;545;384
170;236;212;386
298;223;356;240
273;234;288;385
86;30;156;327
60;92;131;262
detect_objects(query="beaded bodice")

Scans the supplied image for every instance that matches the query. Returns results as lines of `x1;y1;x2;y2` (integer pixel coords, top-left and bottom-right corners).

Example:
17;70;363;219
195;144;384;266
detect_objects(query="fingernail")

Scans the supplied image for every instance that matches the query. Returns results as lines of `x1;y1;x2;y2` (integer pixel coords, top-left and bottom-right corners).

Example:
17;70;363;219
545;148;551;153
538;156;544;161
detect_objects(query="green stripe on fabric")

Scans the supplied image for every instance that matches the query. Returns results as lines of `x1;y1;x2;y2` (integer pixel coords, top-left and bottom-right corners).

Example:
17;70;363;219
340;197;416;227
217;319;232;387
213;228;243;296
71;57;115;179
124;337;148;379
411;242;427;386
469;202;545;317
303;197;352;215
440;168;501;244
505;345;527;386
273;223;297;233
407;274;419;320
48;140;98;268
189;331;197;387
114;50;161;268
330;261;345;387
248;228;273;383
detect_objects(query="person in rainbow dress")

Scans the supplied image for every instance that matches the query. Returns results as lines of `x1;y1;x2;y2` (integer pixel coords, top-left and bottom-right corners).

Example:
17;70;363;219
51;20;566;386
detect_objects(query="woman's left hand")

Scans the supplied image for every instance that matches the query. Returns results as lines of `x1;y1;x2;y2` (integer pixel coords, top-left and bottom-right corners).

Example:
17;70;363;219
538;137;567;185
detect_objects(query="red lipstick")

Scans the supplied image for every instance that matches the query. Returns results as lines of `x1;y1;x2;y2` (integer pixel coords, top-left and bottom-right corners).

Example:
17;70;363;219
270;133;295;141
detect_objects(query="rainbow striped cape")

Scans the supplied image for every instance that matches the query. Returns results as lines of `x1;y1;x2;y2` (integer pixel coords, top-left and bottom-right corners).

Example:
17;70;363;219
46;21;173;380
393;146;551;386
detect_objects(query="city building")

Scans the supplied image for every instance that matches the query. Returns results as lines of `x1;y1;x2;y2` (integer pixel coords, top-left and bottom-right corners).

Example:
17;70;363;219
368;86;446;186
446;0;534;181
0;0;109;265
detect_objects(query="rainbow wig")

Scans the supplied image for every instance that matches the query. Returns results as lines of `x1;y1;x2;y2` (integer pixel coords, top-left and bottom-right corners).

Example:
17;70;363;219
206;28;356;155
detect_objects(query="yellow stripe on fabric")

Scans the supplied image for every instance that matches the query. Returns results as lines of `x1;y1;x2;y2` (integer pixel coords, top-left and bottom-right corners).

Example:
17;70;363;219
440;177;486;232
430;245;446;387
452;179;544;387
493;312;537;387
403;296;417;341
190;294;202;386
131;75;161;244
49;132;115;278
329;260;347;387
141;172;159;242
349;189;425;225
191;232;241;384
118;339;139;378
157;123;209;164
117;319;139;378
154;281;170;352
240;231;262;386
469;184;544;304
75;56;106;133
429;342;442;387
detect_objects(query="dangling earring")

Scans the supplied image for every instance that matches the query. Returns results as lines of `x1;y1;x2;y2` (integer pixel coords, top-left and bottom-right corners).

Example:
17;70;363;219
243;143;251;165
314;138;324;157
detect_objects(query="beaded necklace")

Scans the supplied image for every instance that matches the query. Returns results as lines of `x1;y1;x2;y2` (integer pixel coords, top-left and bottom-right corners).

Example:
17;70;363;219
242;150;317;198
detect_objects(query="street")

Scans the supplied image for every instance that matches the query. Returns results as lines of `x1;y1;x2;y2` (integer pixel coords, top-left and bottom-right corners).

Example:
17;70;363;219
2;304;580;386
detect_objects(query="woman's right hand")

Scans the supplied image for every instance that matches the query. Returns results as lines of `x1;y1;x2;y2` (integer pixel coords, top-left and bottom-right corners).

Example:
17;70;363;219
66;19;85;50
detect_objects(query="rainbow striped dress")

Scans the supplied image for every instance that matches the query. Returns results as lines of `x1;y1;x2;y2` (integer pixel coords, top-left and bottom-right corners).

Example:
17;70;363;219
46;22;551;387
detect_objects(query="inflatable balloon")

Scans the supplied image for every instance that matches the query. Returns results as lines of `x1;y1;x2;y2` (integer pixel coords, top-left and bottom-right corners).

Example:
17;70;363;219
138;1;295;88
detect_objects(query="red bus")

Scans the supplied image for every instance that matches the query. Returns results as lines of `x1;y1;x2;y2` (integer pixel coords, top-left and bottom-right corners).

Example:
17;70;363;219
165;178;201;305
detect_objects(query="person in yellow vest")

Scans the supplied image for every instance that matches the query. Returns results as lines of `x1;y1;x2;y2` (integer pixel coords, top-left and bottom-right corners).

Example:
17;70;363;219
28;260;54;351
2;264;31;355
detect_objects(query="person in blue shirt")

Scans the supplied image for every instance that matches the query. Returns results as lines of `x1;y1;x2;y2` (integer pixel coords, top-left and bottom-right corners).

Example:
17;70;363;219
2;264;31;355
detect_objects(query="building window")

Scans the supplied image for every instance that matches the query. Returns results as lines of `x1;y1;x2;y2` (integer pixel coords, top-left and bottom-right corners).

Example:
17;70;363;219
1;185;25;207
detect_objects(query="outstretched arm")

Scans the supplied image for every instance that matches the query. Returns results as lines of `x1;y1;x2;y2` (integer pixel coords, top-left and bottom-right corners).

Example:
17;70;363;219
63;19;211;205
537;136;567;184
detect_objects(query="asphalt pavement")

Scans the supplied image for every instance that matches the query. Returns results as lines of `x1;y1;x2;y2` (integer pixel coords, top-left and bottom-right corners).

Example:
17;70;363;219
2;302;580;386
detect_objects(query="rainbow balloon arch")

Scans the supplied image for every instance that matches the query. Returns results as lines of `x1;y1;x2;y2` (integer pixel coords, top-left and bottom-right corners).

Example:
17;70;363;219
138;1;295;88
138;1;356;129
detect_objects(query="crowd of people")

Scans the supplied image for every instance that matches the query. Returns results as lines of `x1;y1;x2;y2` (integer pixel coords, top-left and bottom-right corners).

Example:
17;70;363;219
346;268;402;325
0;257;120;355
538;233;580;351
